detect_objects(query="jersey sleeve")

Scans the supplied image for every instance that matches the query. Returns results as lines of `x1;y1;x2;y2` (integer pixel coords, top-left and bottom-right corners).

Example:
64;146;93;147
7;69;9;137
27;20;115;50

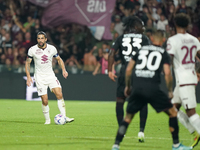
195;38;200;52
27;47;33;58
53;46;59;57
166;38;175;56
162;50;171;65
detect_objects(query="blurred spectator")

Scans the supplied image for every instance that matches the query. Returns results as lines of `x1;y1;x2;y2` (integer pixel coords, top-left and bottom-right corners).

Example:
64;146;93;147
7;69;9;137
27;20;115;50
12;32;24;48
167;4;176;27
65;55;81;74
17;47;26;65
153;7;162;21
176;0;188;14
5;47;14;63
2;58;12;72
83;46;97;72
136;4;150;25
0;54;6;64
93;48;114;75
0;28;7;45
22;32;35;52
30;18;42;40
23;15;35;31
1;32;12;49
110;22;117;40
114;15;124;36
157;14;168;31
13;59;22;73
145;19;156;31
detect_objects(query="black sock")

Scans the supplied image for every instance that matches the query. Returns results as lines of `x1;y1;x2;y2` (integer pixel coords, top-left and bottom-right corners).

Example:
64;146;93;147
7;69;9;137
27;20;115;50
115;120;129;145
169;117;179;144
139;104;148;132
116;101;124;126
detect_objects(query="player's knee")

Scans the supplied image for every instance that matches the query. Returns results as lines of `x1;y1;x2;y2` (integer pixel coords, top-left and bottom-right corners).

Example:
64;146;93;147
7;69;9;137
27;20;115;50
42;100;48;106
56;92;63;100
168;107;177;118
116;98;125;103
186;108;196;117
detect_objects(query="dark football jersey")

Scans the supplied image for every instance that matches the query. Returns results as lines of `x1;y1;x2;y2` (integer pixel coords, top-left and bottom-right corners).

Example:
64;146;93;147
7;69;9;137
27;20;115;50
111;33;151;67
131;45;170;85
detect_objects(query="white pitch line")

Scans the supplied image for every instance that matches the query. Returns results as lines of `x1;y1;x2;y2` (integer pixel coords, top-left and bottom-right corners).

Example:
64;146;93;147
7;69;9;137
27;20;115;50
0;135;190;141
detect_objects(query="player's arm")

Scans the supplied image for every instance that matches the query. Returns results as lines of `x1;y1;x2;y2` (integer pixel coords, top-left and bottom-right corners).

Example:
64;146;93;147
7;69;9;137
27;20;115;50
108;38;120;82
124;59;135;97
163;63;173;98
108;50;117;82
25;57;33;87
196;50;200;81
55;55;68;79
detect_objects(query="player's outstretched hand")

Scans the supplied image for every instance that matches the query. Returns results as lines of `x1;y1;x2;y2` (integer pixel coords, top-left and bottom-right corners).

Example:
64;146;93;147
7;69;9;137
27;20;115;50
108;71;117;82
63;70;68;79
124;86;131;97
27;77;33;87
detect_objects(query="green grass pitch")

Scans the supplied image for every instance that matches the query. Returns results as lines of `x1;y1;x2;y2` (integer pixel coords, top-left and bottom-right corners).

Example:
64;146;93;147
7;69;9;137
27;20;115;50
0;99;199;150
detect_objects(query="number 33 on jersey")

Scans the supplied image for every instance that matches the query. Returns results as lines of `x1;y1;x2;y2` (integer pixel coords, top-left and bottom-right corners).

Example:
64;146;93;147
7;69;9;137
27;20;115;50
111;33;151;65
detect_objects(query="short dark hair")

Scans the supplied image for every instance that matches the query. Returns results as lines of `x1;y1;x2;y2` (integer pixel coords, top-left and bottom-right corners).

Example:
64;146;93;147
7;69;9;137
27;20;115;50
174;13;190;28
152;30;165;39
37;31;47;38
123;15;143;33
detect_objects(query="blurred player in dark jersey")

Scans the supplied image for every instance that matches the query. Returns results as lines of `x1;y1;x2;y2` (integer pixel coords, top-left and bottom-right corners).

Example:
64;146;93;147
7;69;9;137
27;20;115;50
108;15;150;142
111;30;192;150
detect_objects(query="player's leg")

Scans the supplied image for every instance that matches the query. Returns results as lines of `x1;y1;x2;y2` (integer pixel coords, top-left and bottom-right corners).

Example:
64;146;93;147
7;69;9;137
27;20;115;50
179;85;200;148
51;87;65;116
112;90;144;150
116;74;126;126
186;108;200;148
116;97;125;126
34;75;50;124
51;87;74;123
138;104;148;142
41;94;51;124
172;85;196;135
150;89;191;150
164;107;192;150
112;113;135;150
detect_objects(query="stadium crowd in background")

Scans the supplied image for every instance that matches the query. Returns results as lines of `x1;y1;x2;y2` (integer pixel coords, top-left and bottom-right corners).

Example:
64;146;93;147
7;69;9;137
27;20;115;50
0;0;200;74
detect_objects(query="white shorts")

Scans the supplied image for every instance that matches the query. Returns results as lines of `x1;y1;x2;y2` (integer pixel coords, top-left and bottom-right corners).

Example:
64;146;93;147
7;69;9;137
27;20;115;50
34;74;61;96
171;85;197;109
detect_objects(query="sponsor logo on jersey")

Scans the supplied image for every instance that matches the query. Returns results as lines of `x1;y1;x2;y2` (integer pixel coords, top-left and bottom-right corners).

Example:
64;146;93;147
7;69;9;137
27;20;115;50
135;69;155;78
41;55;48;64
36;49;43;55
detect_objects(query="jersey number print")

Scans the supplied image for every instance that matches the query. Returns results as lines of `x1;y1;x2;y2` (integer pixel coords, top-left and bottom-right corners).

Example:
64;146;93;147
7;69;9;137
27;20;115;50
181;45;196;64
122;37;142;61
136;50;162;71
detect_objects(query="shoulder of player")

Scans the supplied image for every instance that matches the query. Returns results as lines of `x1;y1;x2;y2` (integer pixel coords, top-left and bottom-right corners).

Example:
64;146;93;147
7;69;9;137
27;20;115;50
47;43;56;49
141;44;165;53
186;33;199;42
28;44;38;51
